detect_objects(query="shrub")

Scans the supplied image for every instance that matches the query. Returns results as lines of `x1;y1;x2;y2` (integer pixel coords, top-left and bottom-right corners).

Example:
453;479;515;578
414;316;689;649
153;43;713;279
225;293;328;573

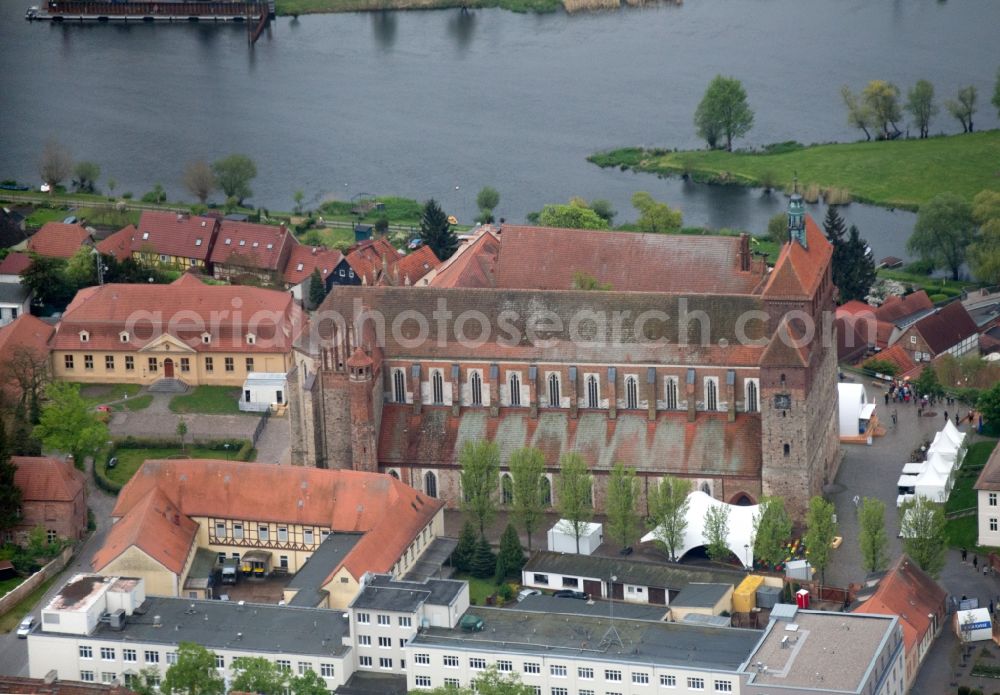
903;259;936;275
802;184;821;204
823;187;853;205
496;583;514;603
929;293;948;302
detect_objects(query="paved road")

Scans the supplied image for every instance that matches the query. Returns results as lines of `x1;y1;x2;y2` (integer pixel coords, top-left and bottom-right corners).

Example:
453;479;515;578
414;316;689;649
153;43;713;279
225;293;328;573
824;380;998;692
0;456;117;678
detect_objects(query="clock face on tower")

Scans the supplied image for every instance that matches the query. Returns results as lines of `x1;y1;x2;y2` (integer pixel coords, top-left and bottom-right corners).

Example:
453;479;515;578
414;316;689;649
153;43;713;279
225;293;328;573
773;394;792;410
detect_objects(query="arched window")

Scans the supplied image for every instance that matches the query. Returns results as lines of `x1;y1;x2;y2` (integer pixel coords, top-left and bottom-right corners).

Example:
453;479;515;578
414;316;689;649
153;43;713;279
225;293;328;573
665;377;678;410
548;373;561;408
783;443;790;457
509;372;521;407
431;370;444;405
470;371;482;406
501;474;513;505
701;481;711;495
388;469;400;480
540;476;552;506
745;379;759;413
586;375;599;409
706;378;718;411
424;471;438;498
625;376;638;410
392;369;406;403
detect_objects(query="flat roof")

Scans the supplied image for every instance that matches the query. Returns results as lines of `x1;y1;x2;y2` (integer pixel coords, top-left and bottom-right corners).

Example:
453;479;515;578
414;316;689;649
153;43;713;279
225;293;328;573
285;533;362;607
514;595;668;622
46;596;351;659
44;575;130;614
524;551;745;591
410;606;760;671
350;574;466;612
742;610;898;692
671;583;733;609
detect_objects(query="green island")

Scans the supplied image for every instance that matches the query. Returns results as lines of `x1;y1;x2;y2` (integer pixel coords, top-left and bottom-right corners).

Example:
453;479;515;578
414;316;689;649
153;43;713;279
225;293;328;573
589;130;1000;211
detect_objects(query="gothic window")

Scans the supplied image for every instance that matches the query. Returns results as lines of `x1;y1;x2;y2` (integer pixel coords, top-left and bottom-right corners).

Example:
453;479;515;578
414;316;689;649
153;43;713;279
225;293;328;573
540;476;552;506
625;375;638;410
501;474;513;505
705;378;718;411
509;372;521;407
424;471;438;498
470;371;482;406
392;369;406;403
586;375;599;409
431;370;444;405
665;377;678;410
745;379;759;413
548;373;561;408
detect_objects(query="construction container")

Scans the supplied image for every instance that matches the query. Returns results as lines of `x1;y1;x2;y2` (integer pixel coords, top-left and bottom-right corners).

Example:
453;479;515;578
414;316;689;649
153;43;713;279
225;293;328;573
733;575;765;613
756;585;782;609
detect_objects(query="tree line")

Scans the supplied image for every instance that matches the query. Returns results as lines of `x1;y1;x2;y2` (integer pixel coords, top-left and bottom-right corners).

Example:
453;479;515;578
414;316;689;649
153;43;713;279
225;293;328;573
691;67;1000;150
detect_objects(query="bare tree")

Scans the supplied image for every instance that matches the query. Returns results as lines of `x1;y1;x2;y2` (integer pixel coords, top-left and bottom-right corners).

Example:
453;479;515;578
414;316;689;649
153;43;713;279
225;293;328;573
39;140;73;190
1;345;51;413
183;160;217;204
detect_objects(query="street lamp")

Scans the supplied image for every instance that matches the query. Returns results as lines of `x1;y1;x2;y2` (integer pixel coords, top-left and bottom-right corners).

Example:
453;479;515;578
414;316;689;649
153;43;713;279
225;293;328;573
223;443;231;460
743;544;750;571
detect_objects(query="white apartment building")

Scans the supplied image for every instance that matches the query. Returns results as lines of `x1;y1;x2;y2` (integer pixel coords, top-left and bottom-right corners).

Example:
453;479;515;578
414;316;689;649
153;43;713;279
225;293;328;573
975;444;1000;547
347;573;469;676
27;574;355;691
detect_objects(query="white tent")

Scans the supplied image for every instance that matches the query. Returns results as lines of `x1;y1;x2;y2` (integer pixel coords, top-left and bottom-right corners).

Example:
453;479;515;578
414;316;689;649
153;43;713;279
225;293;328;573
641;491;759;569
914;466;950;503
901;462;924;475
837;383;872;437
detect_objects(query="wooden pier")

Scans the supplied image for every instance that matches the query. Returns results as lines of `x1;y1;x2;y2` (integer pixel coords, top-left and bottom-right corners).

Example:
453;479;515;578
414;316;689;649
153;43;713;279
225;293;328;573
25;1;272;24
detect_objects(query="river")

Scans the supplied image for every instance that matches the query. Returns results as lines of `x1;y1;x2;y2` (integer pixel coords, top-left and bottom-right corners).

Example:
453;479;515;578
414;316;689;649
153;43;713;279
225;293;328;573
1;0;998;261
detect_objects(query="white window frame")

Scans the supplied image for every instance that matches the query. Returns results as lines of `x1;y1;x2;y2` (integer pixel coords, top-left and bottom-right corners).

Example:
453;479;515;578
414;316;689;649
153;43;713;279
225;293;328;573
431;369;445;405
546;371;561;408
469;369;483;406
624;374;639;410
392;368;407;404
585;373;600;408
704;376;719;411
507;370;522;407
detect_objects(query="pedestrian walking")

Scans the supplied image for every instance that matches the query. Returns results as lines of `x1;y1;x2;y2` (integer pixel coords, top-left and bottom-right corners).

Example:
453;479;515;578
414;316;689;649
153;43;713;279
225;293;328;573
853;495;860;509
985;564;990;576
891;410;898;426
945;411;949;422
885;392;890;406
962;547;968;562
956;412;961;426
990;600;994;615
974;555;979;570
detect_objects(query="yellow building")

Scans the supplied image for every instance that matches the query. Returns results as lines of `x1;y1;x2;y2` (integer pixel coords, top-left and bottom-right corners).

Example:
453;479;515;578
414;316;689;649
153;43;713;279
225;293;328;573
50;274;302;386
92;459;446;609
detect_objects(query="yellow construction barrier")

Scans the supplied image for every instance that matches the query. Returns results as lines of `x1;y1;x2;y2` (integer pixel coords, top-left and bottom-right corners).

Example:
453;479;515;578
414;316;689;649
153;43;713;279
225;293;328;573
733;574;765;613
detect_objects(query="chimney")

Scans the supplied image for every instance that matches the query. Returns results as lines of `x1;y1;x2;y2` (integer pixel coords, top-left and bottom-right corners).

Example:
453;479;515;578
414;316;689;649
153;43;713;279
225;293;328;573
280;223;287;235
739;233;751;271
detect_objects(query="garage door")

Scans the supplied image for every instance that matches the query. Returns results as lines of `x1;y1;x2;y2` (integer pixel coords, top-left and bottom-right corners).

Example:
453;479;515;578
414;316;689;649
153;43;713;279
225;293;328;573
648;587;666;605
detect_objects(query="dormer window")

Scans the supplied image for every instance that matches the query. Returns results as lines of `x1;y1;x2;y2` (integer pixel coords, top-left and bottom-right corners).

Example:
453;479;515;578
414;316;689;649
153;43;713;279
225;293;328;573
239;240;246;246
296;263;304;271
142;232;149;240
246;333;256;345
195;238;203;246
224;238;232;245
79;330;90;343
252;242;259;248
201;332;212;345
119;331;129;343
267;243;274;250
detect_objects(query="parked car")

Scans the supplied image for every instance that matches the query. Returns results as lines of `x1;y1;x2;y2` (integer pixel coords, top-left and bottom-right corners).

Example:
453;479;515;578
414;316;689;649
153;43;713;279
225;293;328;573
16;616;35;638
62;215;78;224
516;588;541;602
552;590;590;600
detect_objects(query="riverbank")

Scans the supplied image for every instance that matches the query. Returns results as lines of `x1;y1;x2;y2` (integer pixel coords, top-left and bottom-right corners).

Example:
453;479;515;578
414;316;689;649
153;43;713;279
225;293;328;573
589;130;1000;211
276;0;558;15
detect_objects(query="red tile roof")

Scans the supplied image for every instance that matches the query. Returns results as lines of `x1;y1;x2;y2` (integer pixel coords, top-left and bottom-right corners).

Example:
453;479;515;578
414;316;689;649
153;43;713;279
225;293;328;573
282;243;343;286
378;406;762;479
93;486;198;575
763;217;832;298
135;211;218;261
428;229;500;288
835;316;868;363
95;225;136;262
852;554;947;655
383;245;441;286
875;291;933;324
974;443;1000;492
27;223;91;259
210;221;294;271
0;675;135;695
12;457;85;502
110;459;443;580
51;276;302;354
872;343;917;376
345;239;400;285
0;314;55;376
760;318;810;367
0;251;32;276
492;225;765;294
908;301;979;355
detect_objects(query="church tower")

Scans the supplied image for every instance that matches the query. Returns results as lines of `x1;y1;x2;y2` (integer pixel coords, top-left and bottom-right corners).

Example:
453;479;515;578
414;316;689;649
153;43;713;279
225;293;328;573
788;184;807;248
347;347;379;473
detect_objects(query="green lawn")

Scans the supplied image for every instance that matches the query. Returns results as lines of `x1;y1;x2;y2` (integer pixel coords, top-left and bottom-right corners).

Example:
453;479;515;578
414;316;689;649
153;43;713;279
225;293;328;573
945;441;997;514
105;446;239;486
112;394;153;412
589;130;1000;211
74;383;141;407
877;268;975;300
169;386;246;415
945;514;978;550
0;575;25;597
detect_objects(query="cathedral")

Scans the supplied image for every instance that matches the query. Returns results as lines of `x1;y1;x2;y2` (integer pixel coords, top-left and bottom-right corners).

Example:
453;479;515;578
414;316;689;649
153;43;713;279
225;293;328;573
289;196;841;520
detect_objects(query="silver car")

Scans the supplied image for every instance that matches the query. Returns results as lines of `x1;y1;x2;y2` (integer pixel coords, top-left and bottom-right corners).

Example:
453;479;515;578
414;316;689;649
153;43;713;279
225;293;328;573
16;616;34;638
